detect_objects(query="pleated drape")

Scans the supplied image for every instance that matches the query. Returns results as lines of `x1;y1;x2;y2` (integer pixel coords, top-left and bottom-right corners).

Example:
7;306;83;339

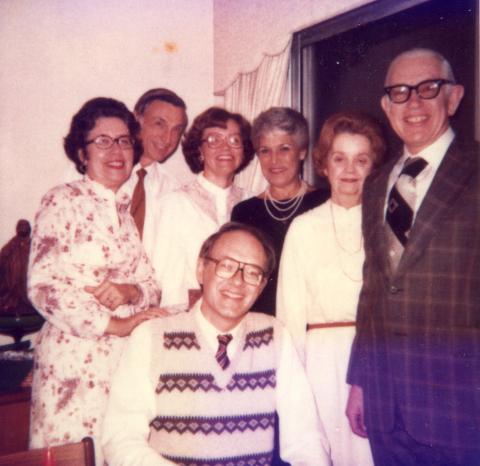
217;41;292;195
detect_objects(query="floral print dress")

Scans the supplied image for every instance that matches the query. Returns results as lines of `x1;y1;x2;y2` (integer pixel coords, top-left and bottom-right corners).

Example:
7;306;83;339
27;177;160;452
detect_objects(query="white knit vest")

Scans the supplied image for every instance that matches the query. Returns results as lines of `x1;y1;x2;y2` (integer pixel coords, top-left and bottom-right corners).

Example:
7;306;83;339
147;311;279;466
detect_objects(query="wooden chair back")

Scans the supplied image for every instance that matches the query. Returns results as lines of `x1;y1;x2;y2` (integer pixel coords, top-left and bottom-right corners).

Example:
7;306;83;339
0;437;95;466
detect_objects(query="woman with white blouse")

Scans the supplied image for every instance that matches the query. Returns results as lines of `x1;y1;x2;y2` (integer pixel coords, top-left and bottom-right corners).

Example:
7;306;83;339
277;112;386;466
28;98;162;462
151;107;254;311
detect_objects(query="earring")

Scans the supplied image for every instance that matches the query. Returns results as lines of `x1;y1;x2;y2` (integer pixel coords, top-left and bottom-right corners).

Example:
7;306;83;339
78;149;88;171
81;159;88;172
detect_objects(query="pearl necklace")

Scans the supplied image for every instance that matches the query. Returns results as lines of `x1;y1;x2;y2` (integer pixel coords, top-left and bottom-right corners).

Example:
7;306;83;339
264;181;307;222
329;201;363;282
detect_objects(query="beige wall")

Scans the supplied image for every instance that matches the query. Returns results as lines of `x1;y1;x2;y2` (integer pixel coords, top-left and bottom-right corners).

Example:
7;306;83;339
0;0;213;247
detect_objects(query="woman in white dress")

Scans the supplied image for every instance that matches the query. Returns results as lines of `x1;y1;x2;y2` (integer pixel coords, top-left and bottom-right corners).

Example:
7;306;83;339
151;107;254;311
28;98;162;462
277;112;386;466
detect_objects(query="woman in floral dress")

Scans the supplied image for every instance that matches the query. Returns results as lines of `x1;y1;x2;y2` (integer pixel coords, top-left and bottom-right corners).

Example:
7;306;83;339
27;98;162;461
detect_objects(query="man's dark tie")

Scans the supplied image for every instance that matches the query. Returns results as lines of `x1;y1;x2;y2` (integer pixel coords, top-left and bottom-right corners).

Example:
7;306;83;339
386;157;428;268
215;334;233;370
130;168;147;238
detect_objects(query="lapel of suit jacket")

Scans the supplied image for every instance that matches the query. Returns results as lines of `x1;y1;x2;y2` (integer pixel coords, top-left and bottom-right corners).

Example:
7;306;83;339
396;139;475;276
364;157;397;280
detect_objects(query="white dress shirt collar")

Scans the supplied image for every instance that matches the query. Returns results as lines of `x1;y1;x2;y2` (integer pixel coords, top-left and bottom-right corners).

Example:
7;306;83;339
138;161;158;176
400;126;455;172
386;127;455;218
193;299;243;355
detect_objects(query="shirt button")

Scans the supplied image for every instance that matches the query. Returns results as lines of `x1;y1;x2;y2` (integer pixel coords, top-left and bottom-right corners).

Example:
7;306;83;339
390;285;398;294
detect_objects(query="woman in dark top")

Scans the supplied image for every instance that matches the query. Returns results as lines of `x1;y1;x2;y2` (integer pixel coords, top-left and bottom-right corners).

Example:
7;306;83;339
231;107;329;316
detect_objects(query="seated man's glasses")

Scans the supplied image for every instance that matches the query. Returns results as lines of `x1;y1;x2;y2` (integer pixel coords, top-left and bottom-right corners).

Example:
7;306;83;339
384;78;454;104
202;133;243;149
86;135;134;150
204;256;265;286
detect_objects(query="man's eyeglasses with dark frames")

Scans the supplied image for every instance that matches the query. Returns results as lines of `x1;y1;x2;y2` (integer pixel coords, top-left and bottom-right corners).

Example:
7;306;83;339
204;256;265;286
85;135;134;150
384;79;455;104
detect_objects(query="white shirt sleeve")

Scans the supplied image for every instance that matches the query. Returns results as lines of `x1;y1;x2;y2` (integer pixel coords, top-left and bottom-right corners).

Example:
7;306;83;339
276;324;331;466
150;192;192;309
142;164;181;261
102;322;176;466
276;217;309;363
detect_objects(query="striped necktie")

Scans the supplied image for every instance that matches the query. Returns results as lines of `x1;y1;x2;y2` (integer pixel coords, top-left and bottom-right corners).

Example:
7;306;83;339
386;157;428;269
215;334;233;370
130;168;147;238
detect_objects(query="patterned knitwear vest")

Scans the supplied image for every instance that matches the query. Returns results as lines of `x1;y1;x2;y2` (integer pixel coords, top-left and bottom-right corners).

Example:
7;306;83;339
147;310;278;466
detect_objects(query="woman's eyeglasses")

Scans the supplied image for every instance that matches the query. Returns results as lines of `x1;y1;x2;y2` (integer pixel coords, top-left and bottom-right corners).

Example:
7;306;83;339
201;133;243;149
86;135;134;150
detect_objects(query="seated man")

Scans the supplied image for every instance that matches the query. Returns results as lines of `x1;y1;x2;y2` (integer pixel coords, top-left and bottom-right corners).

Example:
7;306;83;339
102;222;329;466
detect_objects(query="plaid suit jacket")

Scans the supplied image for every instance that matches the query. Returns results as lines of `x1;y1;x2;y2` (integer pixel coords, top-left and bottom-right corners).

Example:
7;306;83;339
347;137;480;449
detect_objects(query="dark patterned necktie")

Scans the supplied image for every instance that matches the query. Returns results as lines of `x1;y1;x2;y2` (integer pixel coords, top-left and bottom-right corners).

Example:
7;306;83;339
215;334;233;370
130;168;147;238
386;157;428;268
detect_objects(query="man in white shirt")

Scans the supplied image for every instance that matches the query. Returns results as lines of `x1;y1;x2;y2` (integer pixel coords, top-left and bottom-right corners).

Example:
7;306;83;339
346;48;479;465
124;88;188;258
102;222;330;466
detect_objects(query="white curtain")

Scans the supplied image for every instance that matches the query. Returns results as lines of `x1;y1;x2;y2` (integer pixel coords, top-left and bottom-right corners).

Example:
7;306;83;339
219;41;291;195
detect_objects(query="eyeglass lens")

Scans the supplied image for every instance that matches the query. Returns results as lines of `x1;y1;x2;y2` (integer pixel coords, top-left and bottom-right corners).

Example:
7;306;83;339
203;133;243;148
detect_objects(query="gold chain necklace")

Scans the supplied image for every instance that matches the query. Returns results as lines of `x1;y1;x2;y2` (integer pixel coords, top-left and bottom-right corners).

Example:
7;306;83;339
330;201;363;254
329;201;363;282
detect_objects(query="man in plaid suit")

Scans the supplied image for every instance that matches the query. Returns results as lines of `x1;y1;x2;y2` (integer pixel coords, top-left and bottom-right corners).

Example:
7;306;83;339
346;48;479;465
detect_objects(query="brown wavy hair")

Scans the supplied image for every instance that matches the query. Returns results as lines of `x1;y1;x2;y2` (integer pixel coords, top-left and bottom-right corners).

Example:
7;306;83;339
313;111;386;176
182;107;254;174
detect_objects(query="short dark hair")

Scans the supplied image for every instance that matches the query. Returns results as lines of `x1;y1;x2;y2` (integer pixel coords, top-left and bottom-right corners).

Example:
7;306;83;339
182;107;255;174
64;97;142;174
134;88;187;116
313;111;386;175
199;222;276;278
252;107;309;151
